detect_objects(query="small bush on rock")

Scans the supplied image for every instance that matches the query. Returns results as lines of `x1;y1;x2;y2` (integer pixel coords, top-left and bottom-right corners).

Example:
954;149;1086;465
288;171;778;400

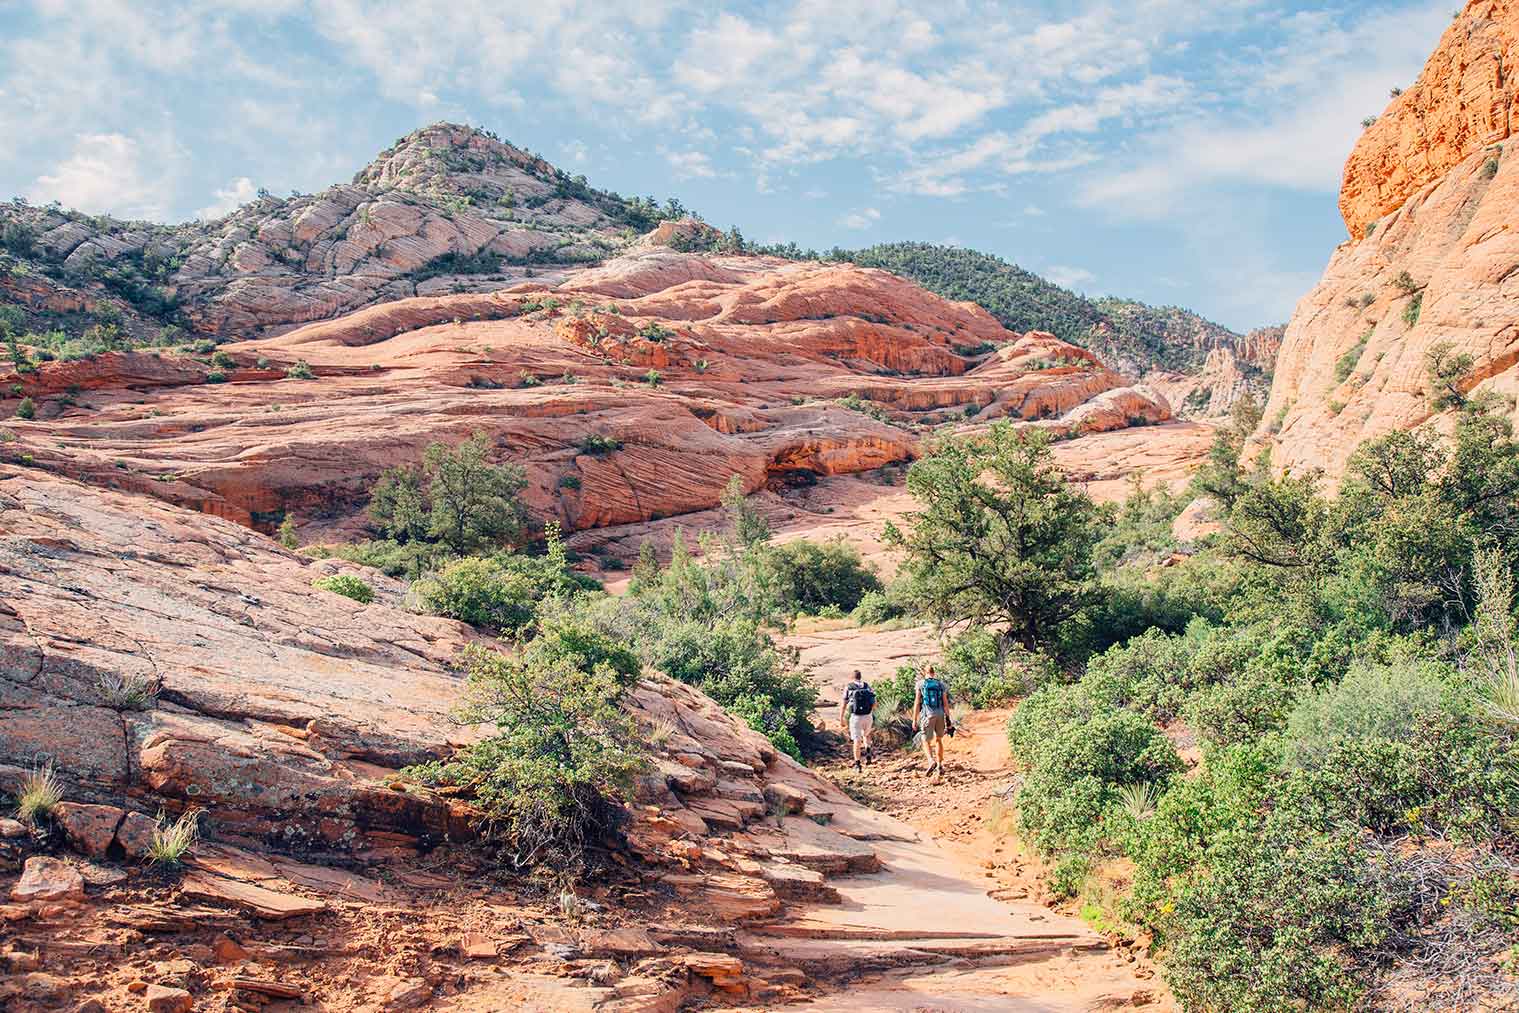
147;809;201;866
313;573;375;604
408;626;645;871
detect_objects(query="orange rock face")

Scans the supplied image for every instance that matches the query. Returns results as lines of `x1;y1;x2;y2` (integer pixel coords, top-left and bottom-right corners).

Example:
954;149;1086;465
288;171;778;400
1340;1;1519;238
1261;3;1519;479
4;249;1172;538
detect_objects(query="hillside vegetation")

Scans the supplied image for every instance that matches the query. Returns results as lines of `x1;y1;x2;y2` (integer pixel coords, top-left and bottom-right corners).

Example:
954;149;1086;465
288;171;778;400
848;242;1265;377
876;368;1519;1008
0;128;1270;385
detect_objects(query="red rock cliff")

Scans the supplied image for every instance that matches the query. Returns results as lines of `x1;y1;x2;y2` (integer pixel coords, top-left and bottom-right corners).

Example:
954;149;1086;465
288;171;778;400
1259;1;1519;479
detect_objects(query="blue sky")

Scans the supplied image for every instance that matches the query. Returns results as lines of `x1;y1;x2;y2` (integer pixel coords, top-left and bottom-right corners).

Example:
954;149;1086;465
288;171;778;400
0;0;1452;331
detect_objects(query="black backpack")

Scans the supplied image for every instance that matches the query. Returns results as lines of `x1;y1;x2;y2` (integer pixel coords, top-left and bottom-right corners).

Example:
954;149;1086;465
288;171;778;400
851;684;875;715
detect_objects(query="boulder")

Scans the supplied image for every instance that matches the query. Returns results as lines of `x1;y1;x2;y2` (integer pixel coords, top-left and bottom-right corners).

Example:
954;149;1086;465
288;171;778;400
115;812;159;858
10;857;85;904
144;985;193;1013
53;802;124;857
761;782;807;816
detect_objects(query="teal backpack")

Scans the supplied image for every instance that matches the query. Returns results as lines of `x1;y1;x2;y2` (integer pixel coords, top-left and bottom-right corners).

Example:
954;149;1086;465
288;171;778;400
922;677;945;712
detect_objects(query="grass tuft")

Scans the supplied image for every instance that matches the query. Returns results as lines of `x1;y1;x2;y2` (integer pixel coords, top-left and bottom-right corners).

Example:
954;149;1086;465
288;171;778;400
96;671;158;711
1117;780;1160;820
15;762;62;824
147;809;201;866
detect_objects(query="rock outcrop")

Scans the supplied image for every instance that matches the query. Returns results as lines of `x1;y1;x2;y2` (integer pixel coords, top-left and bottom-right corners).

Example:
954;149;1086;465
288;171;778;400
1148;324;1284;418
1340;1;1519;238
0;463;1167;1011
2;248;1173;539
0;123;646;341
1258;0;1519;478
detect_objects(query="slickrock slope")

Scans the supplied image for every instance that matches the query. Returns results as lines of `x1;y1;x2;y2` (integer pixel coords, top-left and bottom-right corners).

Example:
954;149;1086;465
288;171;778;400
2;247;1174;539
0;123;651;340
1259;0;1519;478
0;464;1157;1011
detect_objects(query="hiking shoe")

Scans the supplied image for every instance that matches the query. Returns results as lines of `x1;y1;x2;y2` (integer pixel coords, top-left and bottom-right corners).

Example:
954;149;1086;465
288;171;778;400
854;759;863;772
865;746;874;762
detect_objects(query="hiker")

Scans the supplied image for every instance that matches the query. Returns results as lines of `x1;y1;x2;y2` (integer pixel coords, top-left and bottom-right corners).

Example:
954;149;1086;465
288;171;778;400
912;663;953;782
839;669;876;771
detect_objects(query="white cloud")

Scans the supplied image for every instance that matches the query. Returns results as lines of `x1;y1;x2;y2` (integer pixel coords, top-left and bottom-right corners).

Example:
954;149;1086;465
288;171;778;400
662;148;716;179
196;176;258;220
1079;3;1451;215
1045;265;1095;290
837;207;880;230
29;132;173;219
562;139;590;164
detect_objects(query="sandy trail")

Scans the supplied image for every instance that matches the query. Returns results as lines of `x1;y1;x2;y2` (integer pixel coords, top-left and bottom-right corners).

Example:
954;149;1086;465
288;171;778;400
739;639;1175;1012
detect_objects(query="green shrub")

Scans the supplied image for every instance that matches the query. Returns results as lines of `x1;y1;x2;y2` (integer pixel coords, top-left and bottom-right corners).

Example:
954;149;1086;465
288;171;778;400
1049;853;1091;899
577;433;622;455
1285;661;1516;839
95;671;158;710
205;369;227;384
940;628;1056;708
1333;338;1367;382
146;809;201;866
764;538;882;615
1127;744;1402;1012
1183;667;1298;748
407;628;644;871
313;573;375;604
15;396;34;420
645;617;816;760
416;539;599;633
1402;291;1423;328
849;589;905;625
368;433;527;553
1285;660;1444;766
1012;702;1182;856
312;538;452;580
14;762;62;823
285;359;315;380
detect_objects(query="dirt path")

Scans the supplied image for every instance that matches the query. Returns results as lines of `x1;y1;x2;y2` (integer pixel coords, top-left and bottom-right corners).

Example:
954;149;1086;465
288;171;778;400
752;637;1176;1012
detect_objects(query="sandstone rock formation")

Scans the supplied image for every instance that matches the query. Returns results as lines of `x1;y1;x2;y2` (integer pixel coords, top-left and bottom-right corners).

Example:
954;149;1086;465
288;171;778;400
0;123;647;341
1340;0;1519;237
2;247;1174;540
1258;0;1519;478
0;463;1163;1010
1148;324;1283;418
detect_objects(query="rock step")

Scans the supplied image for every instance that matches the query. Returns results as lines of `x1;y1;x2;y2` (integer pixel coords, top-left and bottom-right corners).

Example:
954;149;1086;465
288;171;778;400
750;863;840;904
734;932;1107;976
745;921;1024;942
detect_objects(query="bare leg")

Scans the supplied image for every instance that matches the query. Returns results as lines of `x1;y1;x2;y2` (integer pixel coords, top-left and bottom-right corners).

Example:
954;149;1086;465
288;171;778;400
920;728;936;769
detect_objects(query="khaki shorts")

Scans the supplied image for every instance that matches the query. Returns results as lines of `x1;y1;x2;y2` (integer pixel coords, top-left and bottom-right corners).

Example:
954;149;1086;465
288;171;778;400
848;713;873;743
920;712;948;740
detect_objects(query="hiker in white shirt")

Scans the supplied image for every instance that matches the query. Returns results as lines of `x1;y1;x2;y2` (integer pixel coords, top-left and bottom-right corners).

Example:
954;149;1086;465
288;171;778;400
839;670;876;772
